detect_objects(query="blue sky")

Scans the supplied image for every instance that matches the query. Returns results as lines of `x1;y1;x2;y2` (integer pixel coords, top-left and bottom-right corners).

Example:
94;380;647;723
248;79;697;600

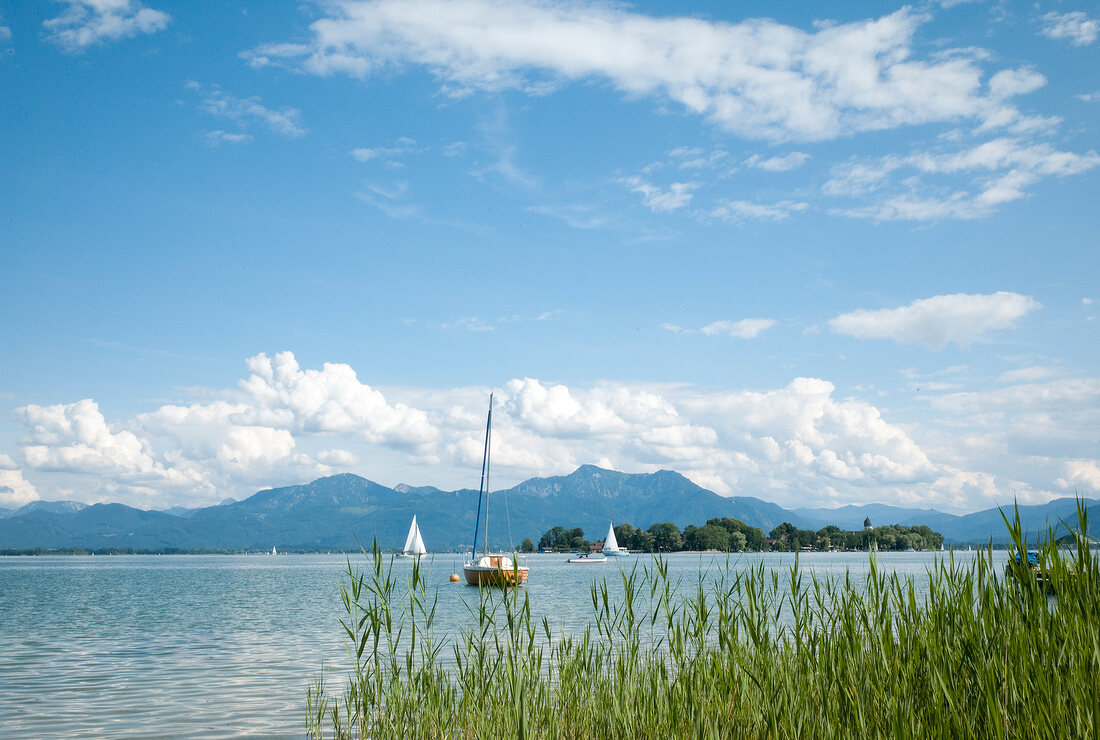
1;0;1098;513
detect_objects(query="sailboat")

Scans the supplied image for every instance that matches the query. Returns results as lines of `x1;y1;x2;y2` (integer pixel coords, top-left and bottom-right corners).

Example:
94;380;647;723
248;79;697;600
396;515;428;559
462;393;529;587
602;521;630;557
271;546;277;556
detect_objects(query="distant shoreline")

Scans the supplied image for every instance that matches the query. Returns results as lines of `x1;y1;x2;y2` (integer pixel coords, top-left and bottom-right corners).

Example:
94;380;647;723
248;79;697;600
1;545;1009;557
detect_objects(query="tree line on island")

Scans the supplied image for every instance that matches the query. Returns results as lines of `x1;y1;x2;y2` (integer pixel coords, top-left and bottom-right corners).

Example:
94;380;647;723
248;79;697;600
525;518;945;553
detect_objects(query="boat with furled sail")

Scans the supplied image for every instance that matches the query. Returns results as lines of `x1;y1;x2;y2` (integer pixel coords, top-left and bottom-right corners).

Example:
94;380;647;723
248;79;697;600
462;393;529;587
396;515;427;559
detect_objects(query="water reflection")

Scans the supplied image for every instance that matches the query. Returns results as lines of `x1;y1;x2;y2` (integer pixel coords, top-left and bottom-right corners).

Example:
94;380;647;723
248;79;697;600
0;550;983;738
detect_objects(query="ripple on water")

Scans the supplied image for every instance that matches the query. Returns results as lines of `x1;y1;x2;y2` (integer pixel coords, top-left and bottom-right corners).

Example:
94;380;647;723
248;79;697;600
0;550;980;738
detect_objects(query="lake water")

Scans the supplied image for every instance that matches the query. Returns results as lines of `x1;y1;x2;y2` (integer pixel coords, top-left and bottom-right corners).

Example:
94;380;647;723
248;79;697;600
0;550;986;738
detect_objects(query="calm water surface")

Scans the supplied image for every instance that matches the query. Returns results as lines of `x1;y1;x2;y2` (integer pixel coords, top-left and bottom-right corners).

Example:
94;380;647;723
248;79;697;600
0;550;985;738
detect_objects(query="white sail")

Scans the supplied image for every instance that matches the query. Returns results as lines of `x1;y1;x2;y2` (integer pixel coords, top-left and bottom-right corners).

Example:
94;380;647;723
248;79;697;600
403;516;427;556
603;522;619;553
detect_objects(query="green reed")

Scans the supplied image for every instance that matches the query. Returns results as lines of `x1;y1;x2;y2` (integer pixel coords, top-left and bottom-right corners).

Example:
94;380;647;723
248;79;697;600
308;503;1099;739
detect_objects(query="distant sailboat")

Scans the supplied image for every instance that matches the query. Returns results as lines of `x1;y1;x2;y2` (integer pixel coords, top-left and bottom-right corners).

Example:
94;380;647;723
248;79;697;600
397;515;428;559
462;393;529;587
602;521;630;557
271;546;277;556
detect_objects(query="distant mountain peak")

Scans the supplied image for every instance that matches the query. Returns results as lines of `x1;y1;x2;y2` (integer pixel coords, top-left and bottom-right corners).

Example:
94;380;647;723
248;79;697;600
394;483;412;493
319;472;368;483
11;500;88;517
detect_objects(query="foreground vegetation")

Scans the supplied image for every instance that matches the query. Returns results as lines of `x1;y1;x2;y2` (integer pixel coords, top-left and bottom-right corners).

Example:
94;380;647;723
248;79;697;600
308;505;1098;739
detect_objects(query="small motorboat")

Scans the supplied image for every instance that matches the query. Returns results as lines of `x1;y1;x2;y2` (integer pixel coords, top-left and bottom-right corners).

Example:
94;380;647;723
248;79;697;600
567;552;607;564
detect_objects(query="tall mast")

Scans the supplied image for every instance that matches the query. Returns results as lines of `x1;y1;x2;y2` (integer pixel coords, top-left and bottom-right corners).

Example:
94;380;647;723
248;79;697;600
483;393;493;555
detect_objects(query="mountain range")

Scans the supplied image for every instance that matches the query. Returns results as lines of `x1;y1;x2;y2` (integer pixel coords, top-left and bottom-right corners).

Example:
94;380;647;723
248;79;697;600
0;465;1095;551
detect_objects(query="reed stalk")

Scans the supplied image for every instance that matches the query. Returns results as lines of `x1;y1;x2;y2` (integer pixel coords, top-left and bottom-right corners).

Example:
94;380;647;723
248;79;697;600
308;503;1099;739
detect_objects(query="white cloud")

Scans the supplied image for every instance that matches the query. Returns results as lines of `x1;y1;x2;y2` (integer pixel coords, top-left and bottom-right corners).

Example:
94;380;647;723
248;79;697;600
701;319;777;338
17;399;208;501
187;82;306;138
709;199;808;221
828;138;1100;220
744;152;810;171
668;147;729;170
205;130;253;146
237;352;437;447
998;366;1061;384
822;156;903;196
350;137;420;162
246;1;1047;142
5;357;1095;511
440;316;495;332
829;292;1040;349
1040;11;1099;47
317;449;358;466
921;378;1100;500
0;455;39;508
663;318;777;338
0;469;39;508
45;0;170;51
1056;460;1100;491
528;203;607;229
987;68;1046;100
905;138;1097;176
622;176;696;212
9;353;440;507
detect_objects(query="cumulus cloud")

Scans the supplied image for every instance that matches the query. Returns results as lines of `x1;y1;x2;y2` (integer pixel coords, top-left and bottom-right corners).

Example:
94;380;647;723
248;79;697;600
676;377;940;492
17;399;209;504
317;448;358;466
1056;460;1100;491
45;0;170;51
10;353;438;507
1040;11;1098;47
472;375;951;505
829;292;1041;348
187;82;306;138
238;352;438;447
7;353;1094;512
244;1;1048;142
0;458;39;508
921;377;1100;502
